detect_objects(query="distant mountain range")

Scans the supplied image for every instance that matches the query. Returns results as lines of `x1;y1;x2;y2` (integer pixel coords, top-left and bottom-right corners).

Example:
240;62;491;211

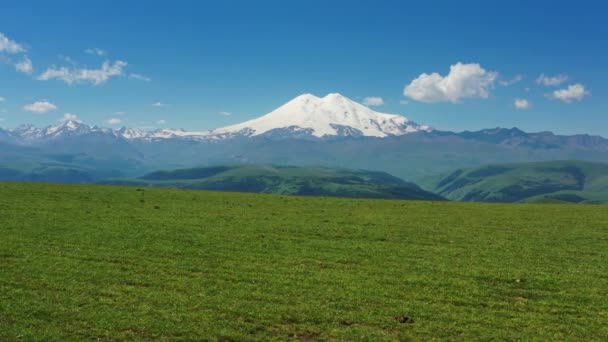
102;164;444;201
424;160;608;204
0;93;431;142
1;93;607;182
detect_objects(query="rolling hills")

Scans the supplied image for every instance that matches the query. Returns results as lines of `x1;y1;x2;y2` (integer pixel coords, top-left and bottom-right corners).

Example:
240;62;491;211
1;182;607;340
0;159;121;184
103;165;444;201
425;160;608;203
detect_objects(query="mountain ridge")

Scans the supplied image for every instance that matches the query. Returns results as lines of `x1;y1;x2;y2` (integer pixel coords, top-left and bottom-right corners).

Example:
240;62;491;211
3;120;607;146
102;164;445;201
1;93;432;142
1;93;608;183
424;160;608;203
1;92;606;143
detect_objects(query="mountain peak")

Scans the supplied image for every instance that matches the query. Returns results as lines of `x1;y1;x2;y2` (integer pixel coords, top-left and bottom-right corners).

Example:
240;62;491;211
291;92;352;104
116;126;147;139
59;120;85;130
293;93;321;101
210;93;432;138
43;120;91;137
322;92;348;101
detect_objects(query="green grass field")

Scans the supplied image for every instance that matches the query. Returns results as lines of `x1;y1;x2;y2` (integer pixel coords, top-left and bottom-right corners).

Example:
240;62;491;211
1;182;607;340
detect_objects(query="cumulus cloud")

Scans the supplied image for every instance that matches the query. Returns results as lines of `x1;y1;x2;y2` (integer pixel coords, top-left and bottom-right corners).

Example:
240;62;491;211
15;55;33;74
0;32;25;54
23;100;58;113
38;60;127;85
156;119;167;124
59;113;80;122
129;73;151;82
85;48;107;56
362;96;384;106
551;83;589;103
514;98;531;110
536;74;568;86
404;62;498;103
107;118;122;125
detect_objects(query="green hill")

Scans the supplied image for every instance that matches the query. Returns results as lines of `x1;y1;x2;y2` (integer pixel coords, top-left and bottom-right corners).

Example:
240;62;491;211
103;164;444;201
1;182;607;340
425;160;608;203
0;161;120;183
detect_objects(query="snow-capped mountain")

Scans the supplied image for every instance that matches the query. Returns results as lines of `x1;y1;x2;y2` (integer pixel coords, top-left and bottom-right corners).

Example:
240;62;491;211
2;93;431;143
1;96;608;183
206;93;431;138
115;127;148;139
7;120;108;142
142;93;431;140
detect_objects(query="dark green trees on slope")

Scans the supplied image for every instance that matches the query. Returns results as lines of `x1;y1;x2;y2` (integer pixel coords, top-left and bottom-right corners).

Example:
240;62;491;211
103;165;444;201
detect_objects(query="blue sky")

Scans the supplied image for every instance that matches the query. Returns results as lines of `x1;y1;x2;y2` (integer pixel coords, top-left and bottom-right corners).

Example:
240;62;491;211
0;0;606;135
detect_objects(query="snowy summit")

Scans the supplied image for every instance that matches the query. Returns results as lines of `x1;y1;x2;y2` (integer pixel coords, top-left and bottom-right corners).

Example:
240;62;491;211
207;93;431;138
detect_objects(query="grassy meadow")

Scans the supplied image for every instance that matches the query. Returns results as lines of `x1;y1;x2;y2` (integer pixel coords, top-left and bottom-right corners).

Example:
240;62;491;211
1;182;607;340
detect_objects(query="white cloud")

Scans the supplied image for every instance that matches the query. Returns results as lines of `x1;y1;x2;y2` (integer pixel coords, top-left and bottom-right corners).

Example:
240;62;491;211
551;83;589;103
85;48;107;56
514;98;531;110
536;74;568;86
107;118;122;125
362;96;384;106
38;60;127;85
23;100;57;113
404;62;498;103
0;32;25;54
219;111;232;116
156;119;167;124
59;113;80;122
499;74;523;86
152;102;166;107
129;73;151;82
15;55;33;74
